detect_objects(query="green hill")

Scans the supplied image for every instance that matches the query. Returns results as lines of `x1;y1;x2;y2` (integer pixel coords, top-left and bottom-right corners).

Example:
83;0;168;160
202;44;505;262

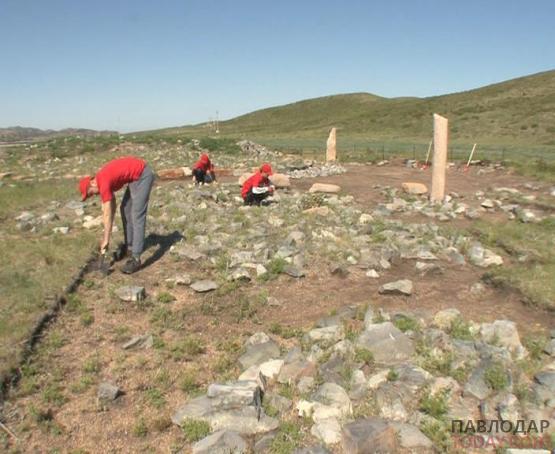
160;70;555;146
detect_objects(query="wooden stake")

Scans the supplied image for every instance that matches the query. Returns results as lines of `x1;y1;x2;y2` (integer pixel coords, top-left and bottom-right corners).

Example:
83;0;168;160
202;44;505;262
465;143;477;171
422;139;433;169
0;421;19;441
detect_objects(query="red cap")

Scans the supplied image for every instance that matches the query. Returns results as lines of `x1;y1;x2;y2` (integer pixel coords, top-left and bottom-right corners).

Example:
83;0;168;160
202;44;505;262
260;163;273;175
79;176;91;201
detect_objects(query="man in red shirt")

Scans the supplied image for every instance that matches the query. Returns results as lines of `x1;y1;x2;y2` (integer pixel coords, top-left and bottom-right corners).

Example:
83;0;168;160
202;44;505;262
78;156;155;274
241;163;275;206
192;153;216;185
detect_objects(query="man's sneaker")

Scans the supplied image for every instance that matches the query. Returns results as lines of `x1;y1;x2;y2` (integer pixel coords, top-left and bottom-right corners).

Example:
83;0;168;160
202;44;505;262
121;257;141;274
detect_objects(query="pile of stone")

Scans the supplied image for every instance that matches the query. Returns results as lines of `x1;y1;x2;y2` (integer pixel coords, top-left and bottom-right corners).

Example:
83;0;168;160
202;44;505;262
288;163;347;179
236;140;281;158
172;306;555;452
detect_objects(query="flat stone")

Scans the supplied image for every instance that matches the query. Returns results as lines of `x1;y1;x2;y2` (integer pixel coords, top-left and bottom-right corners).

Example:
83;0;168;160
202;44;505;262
469;244;503;267
311;418;342;445
246;332;271;347
313;382;352;418
305;326;344;346
238;340;281;370
190;280;219;293
228;268;251;282
277;358;315;385
341;418;398;453
122;334;153;350
356;322;415;364
534;371;555;392
172;244;206;261
309;183;341;194
115;286;146;302
192;430;248;454
464;362;492;400
378;279;413;296
544;339;555;356
53;226;69;234
481;320;525;358
402;182;428;195
83;216;103;229
293;446;331;454
97;382;121;401
266;393;292;413
207;381;260;408
284;265;305;278
391;422;433;449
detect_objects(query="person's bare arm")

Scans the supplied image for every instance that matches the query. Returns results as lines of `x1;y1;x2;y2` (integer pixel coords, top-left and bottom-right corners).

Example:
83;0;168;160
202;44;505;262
100;198;116;252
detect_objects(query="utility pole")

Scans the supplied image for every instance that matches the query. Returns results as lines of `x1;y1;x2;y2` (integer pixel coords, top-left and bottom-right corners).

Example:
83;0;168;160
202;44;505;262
215;111;219;134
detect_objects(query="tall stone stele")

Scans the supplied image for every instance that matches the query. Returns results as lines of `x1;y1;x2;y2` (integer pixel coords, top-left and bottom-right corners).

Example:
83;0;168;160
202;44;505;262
430;114;448;202
326;127;337;162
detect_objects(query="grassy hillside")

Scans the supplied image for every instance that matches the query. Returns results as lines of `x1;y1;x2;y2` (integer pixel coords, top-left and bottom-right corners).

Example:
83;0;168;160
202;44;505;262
158;70;555;146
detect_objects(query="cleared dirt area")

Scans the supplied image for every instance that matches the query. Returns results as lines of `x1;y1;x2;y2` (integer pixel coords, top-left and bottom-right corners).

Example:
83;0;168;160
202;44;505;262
1;161;554;453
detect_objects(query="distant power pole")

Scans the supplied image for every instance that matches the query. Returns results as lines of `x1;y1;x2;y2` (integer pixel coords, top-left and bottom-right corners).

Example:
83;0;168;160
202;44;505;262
215;111;219;134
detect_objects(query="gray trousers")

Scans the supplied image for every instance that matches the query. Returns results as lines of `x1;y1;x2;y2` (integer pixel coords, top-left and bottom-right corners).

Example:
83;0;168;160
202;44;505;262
120;165;155;258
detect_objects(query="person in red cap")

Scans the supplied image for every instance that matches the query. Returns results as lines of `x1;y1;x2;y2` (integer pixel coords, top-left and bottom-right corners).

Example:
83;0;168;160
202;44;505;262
192;153;216;185
78;156;155;274
241;163;275;206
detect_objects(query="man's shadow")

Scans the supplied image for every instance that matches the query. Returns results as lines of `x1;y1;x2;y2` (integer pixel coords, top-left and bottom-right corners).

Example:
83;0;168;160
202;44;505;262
141;230;184;269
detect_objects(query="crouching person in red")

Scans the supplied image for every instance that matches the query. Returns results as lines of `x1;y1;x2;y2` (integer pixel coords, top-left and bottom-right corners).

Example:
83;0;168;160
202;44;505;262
241;163;275;206
79;156;155;274
192;153;216;185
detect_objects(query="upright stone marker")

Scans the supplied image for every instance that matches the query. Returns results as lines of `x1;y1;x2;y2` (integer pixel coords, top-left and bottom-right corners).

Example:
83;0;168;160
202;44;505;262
326;127;337;162
430;114;448;202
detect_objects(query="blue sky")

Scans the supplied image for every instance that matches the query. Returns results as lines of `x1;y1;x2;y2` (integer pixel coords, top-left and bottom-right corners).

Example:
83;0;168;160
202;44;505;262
1;0;554;132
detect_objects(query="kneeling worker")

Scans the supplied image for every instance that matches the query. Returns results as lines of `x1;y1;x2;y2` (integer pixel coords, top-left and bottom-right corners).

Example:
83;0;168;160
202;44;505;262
192;153;216;185
241;163;275;206
79;156;155;274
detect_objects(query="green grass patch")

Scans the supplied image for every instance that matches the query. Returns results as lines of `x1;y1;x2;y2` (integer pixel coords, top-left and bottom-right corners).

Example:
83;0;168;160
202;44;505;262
181;418;211;442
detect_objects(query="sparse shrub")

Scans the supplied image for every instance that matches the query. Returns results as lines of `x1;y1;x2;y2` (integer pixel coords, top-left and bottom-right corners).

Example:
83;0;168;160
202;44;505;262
181;418;211;442
171;336;206;360
146;388;166;408
179;372;201;394
523;334;548;360
157;291;175;304
132;417;148;437
269;421;303;454
355;347;374;365
393;315;420;332
420;389;449;419
449;317;474;340
484;362;509;390
387;369;398;382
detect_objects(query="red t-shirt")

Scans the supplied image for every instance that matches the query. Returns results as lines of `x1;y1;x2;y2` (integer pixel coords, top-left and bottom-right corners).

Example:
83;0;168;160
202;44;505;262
193;154;214;172
241;172;270;199
95;157;146;202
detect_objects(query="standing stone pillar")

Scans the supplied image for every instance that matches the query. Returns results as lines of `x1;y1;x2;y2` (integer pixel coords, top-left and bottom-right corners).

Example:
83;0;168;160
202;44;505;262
430;114;448;202
326;127;337;162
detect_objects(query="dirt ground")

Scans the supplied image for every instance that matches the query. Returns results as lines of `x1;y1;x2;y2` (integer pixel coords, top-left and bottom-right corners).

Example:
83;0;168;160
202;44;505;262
2;160;554;453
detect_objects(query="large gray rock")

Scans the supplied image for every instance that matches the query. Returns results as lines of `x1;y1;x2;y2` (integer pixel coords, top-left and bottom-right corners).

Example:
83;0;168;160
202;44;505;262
341;418;398;453
313;383;352;418
191;280;219;293
391;422;433;449
192;430;248;454
480;320;526;358
305;325;344;346
378;279;413;296
115;286;145;302
207;381;260;409
356;322;415;364
172;396;279;435
464;362;493;400
468;244;503;267
534;371;555;392
172;244;206;261
311;418;342;446
97;382;121;401
238;340;281;370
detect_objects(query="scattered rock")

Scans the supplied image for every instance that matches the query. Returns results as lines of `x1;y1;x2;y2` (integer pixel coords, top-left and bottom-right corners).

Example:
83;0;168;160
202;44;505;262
238;340;281;370
97;382;121;401
191;280;219;293
341;418;398;453
378;279;413;296
115;286;146;302
401;182;428;195
122;334;153;350
309;183;341;194
356;322;415;363
192;430;248;454
433;308;461;330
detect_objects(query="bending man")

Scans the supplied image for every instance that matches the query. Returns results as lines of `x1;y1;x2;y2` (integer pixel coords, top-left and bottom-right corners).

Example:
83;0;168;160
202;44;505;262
241;163;275;206
79;156;155;274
